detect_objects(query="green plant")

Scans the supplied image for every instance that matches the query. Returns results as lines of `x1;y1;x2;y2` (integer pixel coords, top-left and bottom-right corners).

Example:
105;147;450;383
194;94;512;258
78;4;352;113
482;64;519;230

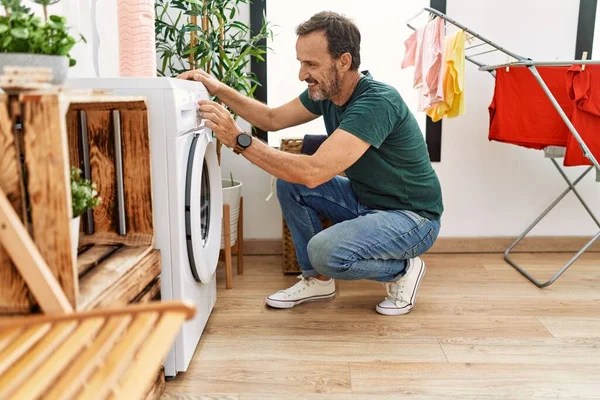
0;0;85;66
1;0;30;15
155;0;272;91
155;0;273;162
70;167;101;218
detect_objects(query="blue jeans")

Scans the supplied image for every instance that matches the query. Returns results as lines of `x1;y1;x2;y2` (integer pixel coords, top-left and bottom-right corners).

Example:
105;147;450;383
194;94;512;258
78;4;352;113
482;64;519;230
277;176;441;282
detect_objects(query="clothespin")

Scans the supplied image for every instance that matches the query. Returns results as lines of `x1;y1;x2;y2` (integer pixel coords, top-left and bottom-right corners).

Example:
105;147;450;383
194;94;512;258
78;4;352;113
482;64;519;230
506;55;510;72
582;51;588;71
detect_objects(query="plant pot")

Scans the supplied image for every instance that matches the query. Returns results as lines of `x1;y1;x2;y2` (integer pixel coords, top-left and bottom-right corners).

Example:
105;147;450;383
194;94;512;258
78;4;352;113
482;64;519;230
220;179;242;249
70;216;80;261
0;53;69;84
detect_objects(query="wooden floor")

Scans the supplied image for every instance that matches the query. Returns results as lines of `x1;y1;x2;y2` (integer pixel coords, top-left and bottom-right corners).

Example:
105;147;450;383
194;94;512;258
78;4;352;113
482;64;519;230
163;252;600;399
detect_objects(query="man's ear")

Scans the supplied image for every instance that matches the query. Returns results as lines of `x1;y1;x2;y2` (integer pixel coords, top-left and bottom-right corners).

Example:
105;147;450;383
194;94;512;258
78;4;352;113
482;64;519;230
339;52;352;71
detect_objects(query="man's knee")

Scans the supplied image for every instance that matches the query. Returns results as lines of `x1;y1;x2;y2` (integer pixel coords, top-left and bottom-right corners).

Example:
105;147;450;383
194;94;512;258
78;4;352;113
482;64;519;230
307;233;329;274
307;231;349;276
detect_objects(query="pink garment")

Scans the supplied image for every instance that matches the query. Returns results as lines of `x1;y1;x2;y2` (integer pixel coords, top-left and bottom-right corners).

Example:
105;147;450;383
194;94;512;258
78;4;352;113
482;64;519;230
401;17;445;110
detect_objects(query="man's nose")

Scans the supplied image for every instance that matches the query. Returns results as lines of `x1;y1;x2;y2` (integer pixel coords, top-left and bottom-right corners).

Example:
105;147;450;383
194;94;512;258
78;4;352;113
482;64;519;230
299;66;309;81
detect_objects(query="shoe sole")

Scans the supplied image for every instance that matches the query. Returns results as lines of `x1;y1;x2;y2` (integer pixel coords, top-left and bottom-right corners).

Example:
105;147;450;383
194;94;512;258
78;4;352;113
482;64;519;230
265;292;336;309
376;260;426;316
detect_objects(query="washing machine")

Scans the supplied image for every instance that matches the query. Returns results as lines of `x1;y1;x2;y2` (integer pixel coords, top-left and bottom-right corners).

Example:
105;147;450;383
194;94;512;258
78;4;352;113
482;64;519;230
66;77;222;378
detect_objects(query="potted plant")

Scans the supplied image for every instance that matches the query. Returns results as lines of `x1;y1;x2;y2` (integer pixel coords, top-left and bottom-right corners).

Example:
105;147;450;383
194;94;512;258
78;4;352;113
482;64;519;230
70;167;101;258
0;0;85;84
154;0;273;163
220;171;241;249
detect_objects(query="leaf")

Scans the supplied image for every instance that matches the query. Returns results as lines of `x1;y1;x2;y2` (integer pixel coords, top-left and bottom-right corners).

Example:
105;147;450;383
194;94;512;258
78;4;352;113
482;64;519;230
0;24;8;34
10;27;28;39
1;34;12;48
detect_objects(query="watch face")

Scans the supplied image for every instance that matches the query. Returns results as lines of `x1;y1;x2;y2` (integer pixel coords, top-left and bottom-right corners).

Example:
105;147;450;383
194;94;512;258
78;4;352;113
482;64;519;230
237;133;252;147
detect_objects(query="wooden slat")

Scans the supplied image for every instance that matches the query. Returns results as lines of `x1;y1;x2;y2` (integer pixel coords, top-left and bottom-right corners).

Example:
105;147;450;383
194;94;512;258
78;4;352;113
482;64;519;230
0;301;194;328
10;318;105;400
67;100;147;112
132;277;161;304
0;326;21;353
0;189;73;313
22;94;76;307
86;249;160;310
0;321;76;398
66;108;81;170
0;97;30;313
120;110;153;242
117;313;188;399
79;232;155;247
86;110;117;234
77;244;120;276
77;246;154;311
76;313;159;400
47;316;132;400
0;323;50;376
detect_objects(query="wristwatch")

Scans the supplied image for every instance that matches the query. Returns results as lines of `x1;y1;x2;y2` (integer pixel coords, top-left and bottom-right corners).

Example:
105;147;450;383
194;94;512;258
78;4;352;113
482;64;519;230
233;132;253;154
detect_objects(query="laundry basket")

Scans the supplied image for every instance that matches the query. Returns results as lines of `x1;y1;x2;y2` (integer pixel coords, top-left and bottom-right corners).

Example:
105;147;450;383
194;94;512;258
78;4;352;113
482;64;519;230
280;138;336;274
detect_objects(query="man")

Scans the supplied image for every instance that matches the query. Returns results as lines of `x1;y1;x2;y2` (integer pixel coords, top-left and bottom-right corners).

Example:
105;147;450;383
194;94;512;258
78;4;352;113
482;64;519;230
179;11;443;316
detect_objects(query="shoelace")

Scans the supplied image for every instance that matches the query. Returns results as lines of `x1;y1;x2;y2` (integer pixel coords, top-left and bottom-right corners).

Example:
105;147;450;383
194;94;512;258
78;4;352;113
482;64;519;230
384;281;406;305
281;275;313;295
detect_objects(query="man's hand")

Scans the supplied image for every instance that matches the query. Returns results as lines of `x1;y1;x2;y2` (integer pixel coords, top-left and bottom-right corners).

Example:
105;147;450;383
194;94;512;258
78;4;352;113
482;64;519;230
177;69;223;96
199;100;242;148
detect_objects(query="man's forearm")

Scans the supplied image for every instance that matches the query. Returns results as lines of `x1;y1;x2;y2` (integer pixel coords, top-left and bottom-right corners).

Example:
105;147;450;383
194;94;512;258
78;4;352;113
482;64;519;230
241;138;321;187
217;85;274;131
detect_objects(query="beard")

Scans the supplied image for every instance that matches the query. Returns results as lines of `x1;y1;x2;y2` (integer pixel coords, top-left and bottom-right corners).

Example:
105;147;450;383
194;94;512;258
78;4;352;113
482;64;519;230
307;65;342;101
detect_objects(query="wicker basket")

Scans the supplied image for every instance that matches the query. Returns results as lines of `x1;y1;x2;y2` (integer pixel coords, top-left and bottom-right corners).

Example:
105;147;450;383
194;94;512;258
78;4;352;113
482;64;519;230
280;138;337;274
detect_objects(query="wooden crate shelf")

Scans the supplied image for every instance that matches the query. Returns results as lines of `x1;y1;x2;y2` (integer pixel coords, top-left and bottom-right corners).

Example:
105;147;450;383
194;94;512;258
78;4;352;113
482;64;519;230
0;90;166;398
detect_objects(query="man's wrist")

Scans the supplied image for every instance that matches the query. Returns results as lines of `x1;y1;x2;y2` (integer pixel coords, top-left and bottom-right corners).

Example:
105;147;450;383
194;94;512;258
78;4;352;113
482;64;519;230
233;131;253;154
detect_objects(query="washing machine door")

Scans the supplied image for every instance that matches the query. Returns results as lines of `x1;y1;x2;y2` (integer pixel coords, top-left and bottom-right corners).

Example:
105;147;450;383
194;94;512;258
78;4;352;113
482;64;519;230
184;128;222;283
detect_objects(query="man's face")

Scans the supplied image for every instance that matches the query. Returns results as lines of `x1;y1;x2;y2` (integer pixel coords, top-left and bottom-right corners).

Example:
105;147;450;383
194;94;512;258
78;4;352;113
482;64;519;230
296;31;342;101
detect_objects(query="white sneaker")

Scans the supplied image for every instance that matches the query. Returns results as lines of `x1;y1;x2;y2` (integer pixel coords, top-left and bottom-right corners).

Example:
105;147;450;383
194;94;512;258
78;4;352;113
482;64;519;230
265;275;336;309
376;257;426;316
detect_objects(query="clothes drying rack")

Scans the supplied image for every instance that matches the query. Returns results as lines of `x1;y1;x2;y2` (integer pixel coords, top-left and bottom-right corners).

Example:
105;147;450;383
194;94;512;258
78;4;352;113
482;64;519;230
406;7;600;288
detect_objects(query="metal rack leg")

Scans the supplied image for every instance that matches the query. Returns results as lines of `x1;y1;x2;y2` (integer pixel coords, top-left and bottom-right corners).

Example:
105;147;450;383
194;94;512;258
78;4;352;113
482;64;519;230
504;162;600;288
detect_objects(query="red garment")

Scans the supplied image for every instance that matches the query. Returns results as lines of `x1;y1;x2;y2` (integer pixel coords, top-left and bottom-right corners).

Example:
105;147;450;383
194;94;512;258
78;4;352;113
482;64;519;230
489;66;571;150
563;65;600;166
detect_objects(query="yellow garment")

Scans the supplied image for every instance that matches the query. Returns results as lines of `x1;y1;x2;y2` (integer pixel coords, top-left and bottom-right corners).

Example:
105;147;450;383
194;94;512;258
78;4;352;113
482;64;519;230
426;30;465;122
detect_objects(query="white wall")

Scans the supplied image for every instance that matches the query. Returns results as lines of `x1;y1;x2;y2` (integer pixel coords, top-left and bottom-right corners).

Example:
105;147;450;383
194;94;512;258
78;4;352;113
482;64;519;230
266;0;428;145
39;0;600;240
257;0;600;239
23;0;119;78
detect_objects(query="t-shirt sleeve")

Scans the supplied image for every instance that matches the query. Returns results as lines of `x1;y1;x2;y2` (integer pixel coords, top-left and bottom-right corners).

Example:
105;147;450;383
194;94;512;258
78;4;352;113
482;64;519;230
299;89;323;116
338;95;398;148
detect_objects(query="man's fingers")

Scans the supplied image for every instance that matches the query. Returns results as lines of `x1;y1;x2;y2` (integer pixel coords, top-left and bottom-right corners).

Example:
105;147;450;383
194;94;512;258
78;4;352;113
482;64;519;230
200;112;220;123
199;100;229;118
177;69;208;80
198;103;225;116
204;120;217;131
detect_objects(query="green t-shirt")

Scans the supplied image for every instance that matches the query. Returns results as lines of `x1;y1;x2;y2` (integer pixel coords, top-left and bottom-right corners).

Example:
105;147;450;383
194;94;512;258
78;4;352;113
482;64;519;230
299;71;443;221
